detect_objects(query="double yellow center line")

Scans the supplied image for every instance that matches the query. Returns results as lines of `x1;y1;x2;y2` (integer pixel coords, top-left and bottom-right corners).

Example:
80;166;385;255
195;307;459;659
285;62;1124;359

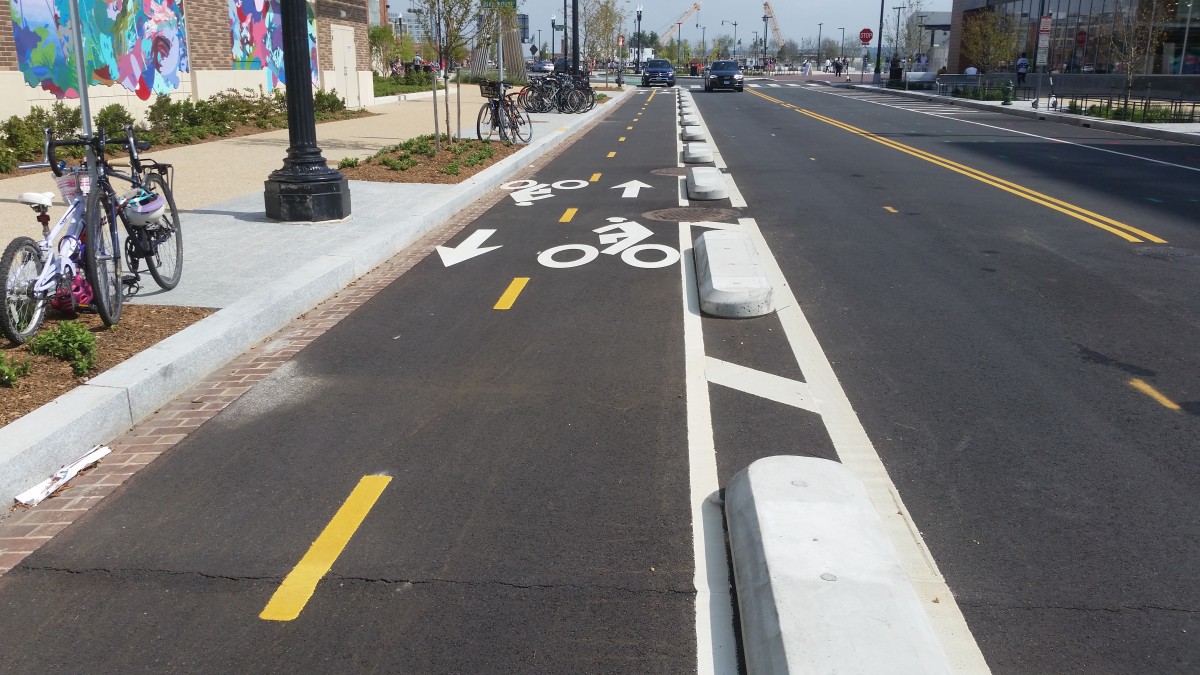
748;89;1165;244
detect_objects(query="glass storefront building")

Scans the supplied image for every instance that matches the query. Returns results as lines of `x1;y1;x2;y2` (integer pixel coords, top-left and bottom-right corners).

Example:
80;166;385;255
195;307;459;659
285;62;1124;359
952;0;1198;74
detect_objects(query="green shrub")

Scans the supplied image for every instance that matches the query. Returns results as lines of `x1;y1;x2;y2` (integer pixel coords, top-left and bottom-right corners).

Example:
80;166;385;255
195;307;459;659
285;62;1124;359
94;104;137;139
338;156;360;168
442;162;460;175
27;320;97;376
314;88;347;114
0;353;31;387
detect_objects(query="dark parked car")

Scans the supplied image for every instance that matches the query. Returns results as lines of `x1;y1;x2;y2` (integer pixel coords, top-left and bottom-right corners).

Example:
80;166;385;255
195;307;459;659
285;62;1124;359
641;58;676;87
704;60;744;92
553;57;590;75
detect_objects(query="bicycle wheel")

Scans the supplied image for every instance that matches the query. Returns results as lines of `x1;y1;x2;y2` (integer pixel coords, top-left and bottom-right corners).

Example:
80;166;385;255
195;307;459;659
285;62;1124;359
83;185;123;326
142;173;183;290
0;237;47;344
510;104;533;143
566;89;587;113
477;103;498;141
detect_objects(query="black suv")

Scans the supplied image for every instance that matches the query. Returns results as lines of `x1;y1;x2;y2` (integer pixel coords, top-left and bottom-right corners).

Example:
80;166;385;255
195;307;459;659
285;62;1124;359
704;60;744;92
641;59;676;87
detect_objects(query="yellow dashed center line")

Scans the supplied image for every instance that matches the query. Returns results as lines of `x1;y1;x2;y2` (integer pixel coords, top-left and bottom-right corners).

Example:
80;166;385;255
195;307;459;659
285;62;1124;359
619;137;626;142
1129;379;1181;410
494;277;530;310
607;151;616;158
260;475;391;622
884;206;898;213
560;207;578;222
589;173;602;182
627;126;634;130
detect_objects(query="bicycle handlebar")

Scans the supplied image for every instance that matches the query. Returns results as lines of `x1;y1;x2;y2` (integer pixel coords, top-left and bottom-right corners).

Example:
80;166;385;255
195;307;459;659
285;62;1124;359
44;125;150;177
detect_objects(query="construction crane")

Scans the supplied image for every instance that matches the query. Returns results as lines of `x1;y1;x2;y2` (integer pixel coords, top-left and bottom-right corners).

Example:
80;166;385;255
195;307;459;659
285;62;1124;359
660;3;701;44
762;2;785;50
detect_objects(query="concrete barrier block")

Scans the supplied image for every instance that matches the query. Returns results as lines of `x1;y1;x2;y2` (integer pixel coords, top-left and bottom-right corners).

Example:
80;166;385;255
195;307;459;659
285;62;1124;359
682;142;713;164
680;114;699;126
726;456;952;674
686;166;727;201
681;125;705;141
692;230;772;318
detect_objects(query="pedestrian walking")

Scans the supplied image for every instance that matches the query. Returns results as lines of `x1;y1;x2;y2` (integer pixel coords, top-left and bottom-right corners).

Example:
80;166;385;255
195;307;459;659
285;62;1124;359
1016;52;1029;86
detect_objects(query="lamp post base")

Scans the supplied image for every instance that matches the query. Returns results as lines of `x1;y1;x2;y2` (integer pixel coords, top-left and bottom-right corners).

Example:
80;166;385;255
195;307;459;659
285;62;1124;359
264;173;352;222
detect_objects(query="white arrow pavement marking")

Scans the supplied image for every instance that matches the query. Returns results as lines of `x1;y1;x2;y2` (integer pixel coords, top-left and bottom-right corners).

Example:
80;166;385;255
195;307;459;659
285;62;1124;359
611;180;653;198
436;229;502;267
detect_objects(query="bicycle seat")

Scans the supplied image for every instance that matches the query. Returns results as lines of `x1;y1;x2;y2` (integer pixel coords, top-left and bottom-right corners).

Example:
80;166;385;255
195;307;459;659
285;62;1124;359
18;192;55;207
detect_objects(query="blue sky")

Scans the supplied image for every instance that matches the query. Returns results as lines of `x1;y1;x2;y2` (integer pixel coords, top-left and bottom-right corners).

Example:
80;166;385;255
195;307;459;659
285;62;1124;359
516;0;950;49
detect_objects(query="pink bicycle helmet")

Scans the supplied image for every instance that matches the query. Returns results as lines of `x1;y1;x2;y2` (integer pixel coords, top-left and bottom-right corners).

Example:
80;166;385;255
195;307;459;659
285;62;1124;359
50;274;94;314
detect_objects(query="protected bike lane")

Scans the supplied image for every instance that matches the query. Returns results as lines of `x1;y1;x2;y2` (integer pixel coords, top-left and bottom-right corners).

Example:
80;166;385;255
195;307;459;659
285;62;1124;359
0;87;718;672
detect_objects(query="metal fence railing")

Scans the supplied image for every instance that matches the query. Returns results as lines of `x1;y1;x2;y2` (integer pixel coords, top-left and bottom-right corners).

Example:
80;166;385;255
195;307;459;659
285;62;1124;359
1060;95;1200;123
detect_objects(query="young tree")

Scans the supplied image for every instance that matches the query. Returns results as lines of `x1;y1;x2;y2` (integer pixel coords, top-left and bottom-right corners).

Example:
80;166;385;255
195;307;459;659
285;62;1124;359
369;25;399;75
960;8;1022;73
1106;0;1166;96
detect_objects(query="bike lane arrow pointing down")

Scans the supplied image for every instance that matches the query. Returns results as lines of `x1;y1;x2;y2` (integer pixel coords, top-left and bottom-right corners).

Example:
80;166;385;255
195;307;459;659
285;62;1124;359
436;229;502;266
611;180;652;198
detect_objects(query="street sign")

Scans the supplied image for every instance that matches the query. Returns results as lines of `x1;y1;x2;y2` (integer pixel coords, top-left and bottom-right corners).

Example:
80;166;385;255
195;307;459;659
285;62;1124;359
530;45;538;55
481;0;516;7
859;28;873;44
1037;15;1052;65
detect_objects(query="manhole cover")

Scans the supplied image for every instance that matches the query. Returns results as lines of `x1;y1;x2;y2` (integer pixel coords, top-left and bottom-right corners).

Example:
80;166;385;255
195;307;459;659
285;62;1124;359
1132;246;1196;261
643;207;739;222
651;167;688;176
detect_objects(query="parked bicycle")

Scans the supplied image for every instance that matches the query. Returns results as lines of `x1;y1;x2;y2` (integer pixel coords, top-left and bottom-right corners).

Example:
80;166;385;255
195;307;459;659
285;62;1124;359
520;73;595;114
0;126;182;344
476;80;532;143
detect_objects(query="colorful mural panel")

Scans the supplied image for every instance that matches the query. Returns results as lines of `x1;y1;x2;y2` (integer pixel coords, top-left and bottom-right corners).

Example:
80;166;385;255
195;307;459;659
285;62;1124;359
10;0;190;100
230;0;319;91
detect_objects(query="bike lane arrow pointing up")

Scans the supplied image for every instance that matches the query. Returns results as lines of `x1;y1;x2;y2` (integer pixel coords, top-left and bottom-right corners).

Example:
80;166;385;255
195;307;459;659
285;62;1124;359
611;180;653;198
436;229;502;267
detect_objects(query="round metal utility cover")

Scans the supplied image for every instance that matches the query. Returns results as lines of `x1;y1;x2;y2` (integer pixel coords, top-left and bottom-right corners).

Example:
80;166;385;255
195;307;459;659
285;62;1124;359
643;206;739;222
651;168;688;176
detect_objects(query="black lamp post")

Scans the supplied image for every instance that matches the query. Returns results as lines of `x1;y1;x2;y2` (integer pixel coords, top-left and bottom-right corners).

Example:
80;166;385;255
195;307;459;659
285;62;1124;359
817;23;823;68
635;6;643;71
572;0;580;74
839;27;845;62
677;21;684;69
264;0;349;221
762;14;769;71
722;19;737;58
551;16;556;61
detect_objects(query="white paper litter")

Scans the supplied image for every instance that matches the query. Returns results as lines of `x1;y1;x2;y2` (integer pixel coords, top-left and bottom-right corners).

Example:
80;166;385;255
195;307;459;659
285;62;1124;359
14;445;111;506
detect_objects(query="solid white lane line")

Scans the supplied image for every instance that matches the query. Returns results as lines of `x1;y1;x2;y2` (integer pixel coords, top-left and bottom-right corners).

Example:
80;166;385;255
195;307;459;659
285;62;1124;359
680;224;739;675
705;357;818;412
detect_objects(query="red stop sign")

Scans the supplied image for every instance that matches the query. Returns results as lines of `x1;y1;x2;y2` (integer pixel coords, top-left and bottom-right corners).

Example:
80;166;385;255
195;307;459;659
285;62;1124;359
860;28;874;44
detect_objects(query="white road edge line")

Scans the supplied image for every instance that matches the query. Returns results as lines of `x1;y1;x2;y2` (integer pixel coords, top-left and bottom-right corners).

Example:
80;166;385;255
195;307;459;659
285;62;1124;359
680;224;739;675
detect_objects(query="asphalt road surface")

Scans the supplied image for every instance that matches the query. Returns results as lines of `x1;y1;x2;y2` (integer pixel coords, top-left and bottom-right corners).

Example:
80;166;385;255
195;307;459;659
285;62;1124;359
1;79;1197;674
